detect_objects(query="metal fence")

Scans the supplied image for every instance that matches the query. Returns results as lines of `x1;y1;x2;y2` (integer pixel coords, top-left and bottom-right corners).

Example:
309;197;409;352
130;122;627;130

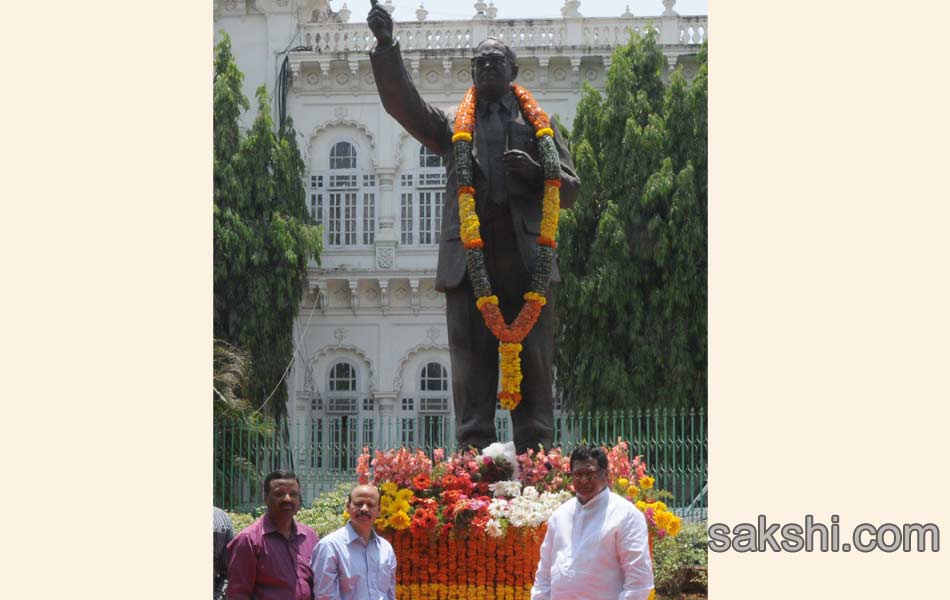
214;408;707;520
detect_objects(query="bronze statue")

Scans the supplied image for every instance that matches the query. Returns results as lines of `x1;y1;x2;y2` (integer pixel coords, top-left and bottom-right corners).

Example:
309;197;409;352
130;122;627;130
367;0;580;453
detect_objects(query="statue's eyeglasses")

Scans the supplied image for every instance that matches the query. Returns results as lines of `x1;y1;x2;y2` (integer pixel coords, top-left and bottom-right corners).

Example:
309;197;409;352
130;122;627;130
471;55;509;69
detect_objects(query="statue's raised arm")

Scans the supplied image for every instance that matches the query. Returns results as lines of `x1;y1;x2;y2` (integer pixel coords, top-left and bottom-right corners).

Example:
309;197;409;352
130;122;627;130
366;0;393;49
366;2;453;155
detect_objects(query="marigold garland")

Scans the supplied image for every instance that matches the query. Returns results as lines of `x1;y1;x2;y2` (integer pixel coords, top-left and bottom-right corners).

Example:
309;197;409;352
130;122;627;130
384;528;557;600
384;525;653;600
453;83;561;411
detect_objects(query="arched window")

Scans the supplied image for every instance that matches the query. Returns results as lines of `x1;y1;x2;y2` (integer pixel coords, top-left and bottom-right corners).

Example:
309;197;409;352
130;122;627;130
330;141;357;169
418;361;450;449
325;360;362;469
419;145;444;169
419;362;449;393
310;140;376;247
327;361;358;412
400;145;446;246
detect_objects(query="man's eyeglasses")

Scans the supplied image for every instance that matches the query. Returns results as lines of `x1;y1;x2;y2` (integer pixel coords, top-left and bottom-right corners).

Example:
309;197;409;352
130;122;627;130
570;469;605;482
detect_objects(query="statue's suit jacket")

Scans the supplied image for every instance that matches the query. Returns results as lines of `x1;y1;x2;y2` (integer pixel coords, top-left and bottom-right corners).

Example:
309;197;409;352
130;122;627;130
370;42;580;292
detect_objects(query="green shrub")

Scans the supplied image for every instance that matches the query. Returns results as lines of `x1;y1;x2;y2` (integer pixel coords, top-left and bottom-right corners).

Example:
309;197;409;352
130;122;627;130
295;482;355;537
653;520;708;596
227;510;255;533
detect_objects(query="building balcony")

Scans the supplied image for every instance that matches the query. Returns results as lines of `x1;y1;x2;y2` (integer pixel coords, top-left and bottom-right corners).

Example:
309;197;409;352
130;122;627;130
287;9;706;92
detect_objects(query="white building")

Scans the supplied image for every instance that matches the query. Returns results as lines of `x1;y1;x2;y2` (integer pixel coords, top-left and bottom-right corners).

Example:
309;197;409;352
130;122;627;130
214;0;707;469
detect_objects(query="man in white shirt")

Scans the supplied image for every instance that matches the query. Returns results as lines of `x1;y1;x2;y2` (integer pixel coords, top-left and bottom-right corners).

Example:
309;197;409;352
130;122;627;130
310;484;397;600
531;445;654;600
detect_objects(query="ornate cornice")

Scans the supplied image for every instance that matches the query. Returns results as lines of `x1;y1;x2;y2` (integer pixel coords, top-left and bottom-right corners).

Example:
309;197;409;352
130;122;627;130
393;130;411;169
392;342;450;393
253;0;294;14
305;118;378;169
392;103;455;168
311;343;376;393
214;0;251;18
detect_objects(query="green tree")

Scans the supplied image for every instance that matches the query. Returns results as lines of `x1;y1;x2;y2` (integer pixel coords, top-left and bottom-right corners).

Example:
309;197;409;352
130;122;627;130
213;338;274;507
213;33;322;425
213;339;272;430
555;34;707;410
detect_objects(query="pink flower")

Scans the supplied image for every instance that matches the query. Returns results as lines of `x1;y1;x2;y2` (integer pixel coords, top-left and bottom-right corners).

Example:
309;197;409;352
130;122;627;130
355;446;371;484
606;439;632;485
635;461;647;480
369;447;433;487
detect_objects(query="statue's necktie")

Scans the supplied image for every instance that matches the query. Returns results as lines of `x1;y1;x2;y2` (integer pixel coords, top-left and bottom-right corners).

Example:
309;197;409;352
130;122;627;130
483;101;508;206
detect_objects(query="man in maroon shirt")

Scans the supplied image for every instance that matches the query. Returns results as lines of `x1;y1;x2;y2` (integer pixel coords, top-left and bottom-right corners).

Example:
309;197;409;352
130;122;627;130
227;470;319;600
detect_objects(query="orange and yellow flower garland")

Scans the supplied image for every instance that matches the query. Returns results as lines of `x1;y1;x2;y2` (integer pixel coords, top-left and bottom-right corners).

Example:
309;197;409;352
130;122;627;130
452;83;561;411
383;525;553;600
382;525;651;600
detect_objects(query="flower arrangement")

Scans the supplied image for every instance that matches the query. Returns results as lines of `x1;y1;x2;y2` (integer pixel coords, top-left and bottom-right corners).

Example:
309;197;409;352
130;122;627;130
356;440;681;540
357;447;432;488
350;440;676;599
607;440;682;541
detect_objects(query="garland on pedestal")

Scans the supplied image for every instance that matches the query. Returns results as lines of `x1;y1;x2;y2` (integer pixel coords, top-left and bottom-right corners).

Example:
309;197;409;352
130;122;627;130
451;84;561;410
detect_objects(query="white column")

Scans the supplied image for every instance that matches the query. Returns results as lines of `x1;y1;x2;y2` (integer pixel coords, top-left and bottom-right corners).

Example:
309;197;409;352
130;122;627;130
259;0;297;119
374;169;398;271
661;1;682;46
375;318;397;420
562;0;584;47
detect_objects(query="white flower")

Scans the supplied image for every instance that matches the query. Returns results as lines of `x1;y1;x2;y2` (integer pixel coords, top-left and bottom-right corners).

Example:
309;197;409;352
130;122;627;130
500;487;573;530
488;498;511;519
481;441;520;480
507;498;532;527
540;491;568;508
508;510;528;528
529;509;549;527
489;480;522;498
485;519;504;538
481;441;514;461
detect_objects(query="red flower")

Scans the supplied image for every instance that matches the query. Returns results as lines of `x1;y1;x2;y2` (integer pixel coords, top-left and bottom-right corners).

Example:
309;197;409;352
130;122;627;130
455;473;475;496
409;506;438;536
443;500;461;521
440;489;463;508
412;473;432;492
413;497;437;509
471;513;491;532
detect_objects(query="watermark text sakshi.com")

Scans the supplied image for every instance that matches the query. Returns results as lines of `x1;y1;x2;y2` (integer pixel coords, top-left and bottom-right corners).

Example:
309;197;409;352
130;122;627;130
707;515;939;553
